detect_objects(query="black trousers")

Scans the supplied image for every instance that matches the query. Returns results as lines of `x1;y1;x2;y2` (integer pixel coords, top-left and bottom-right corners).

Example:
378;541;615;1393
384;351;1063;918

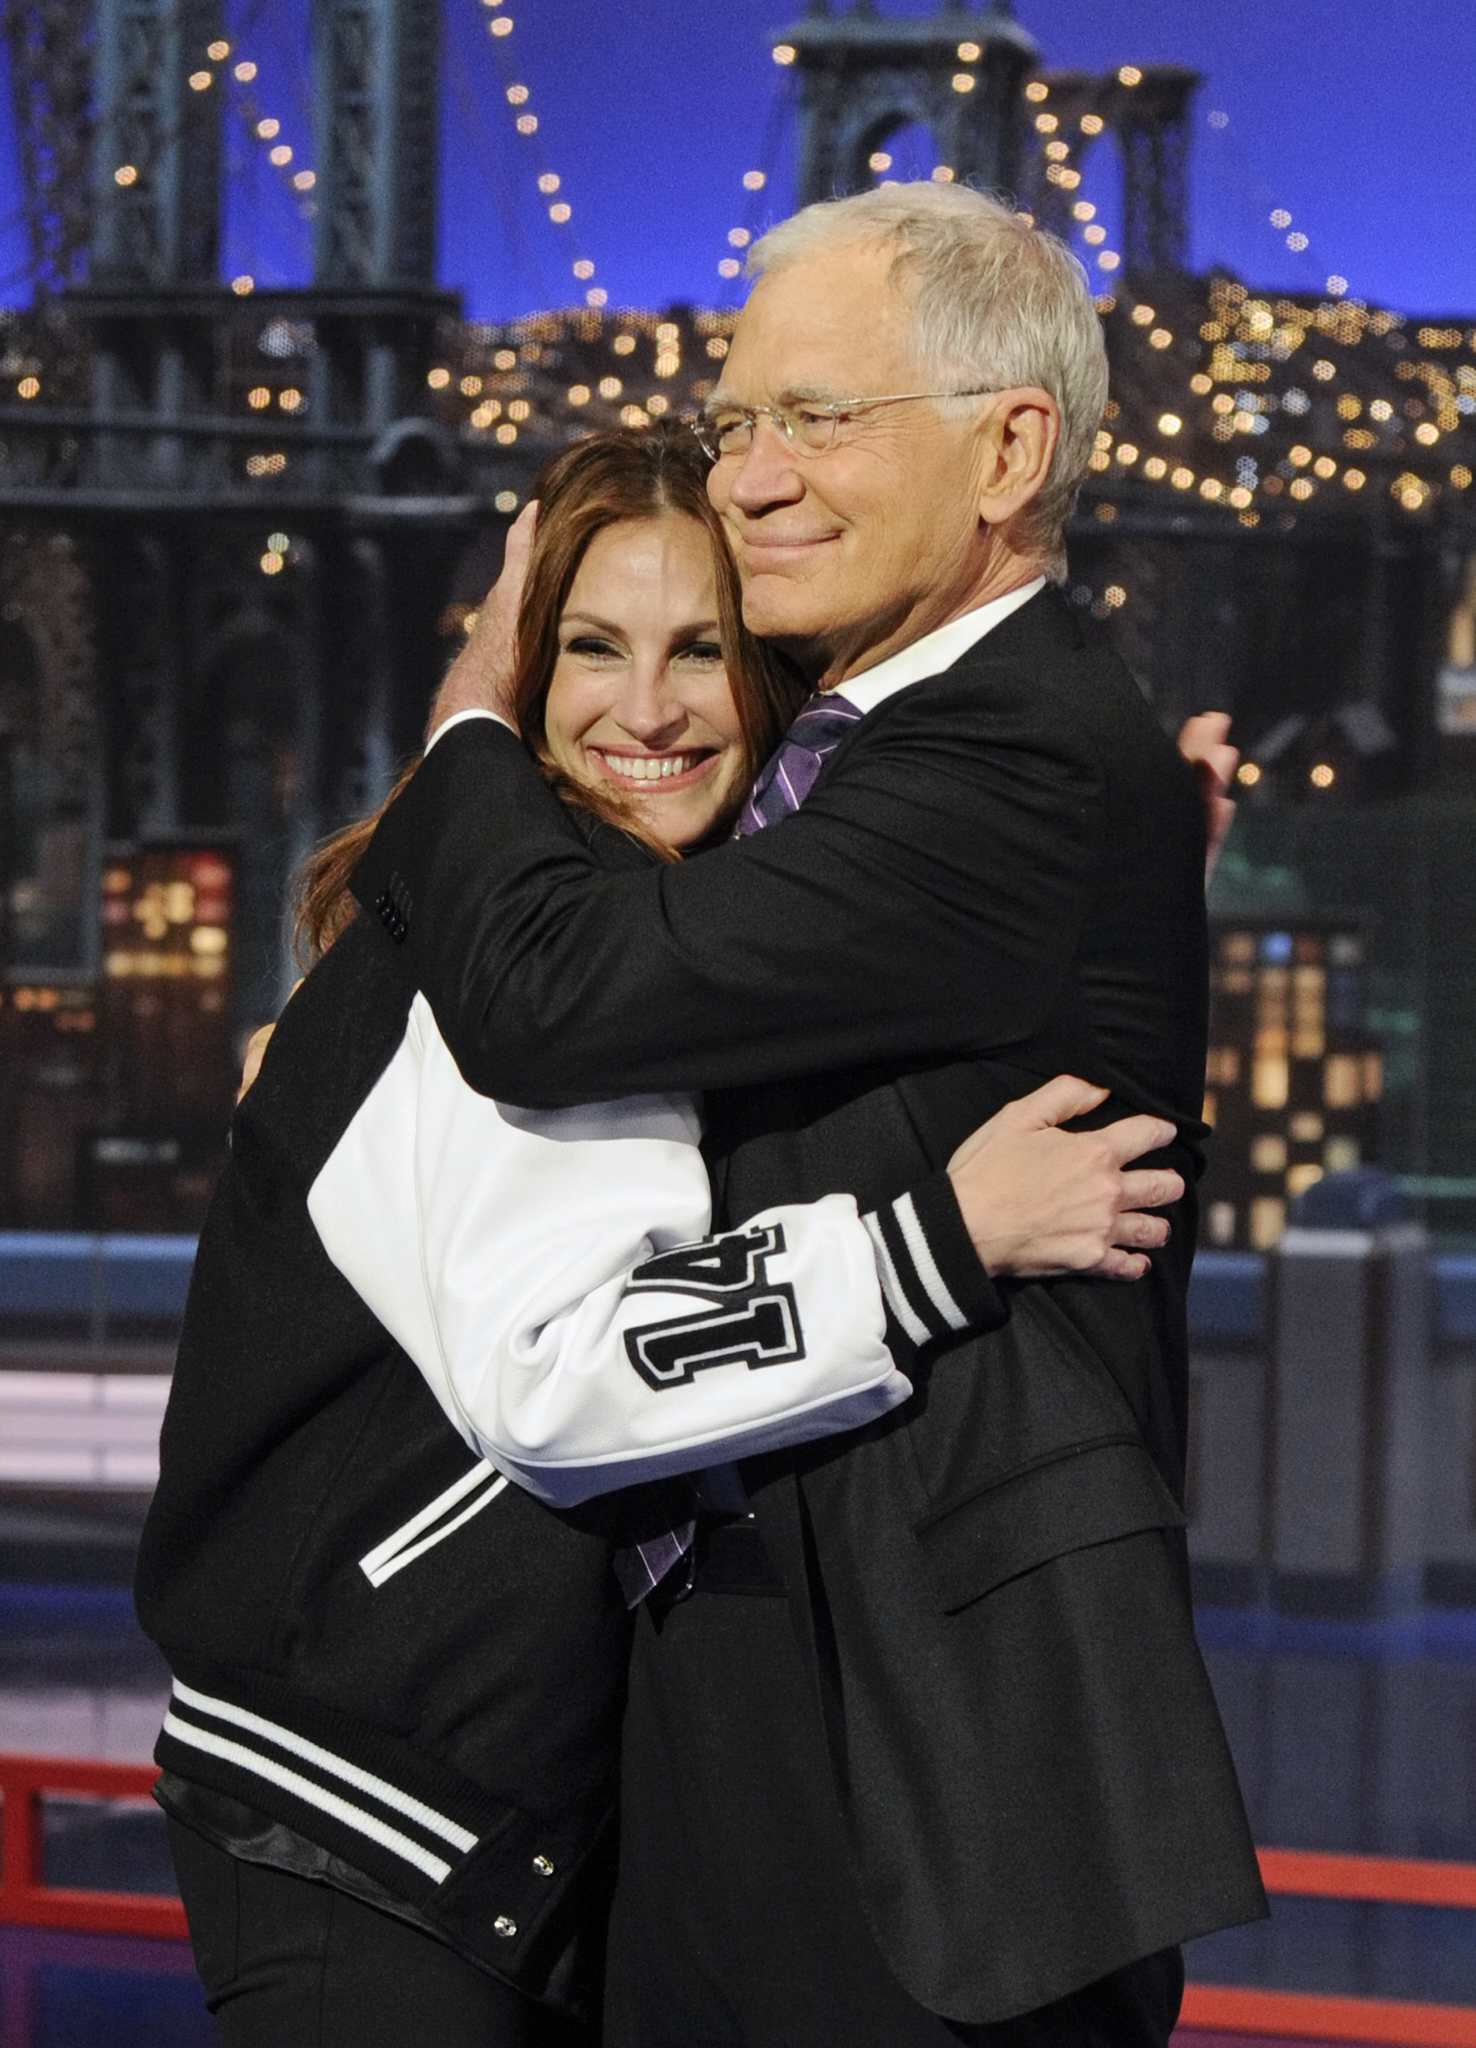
603;1583;1183;2048
168;1819;594;2048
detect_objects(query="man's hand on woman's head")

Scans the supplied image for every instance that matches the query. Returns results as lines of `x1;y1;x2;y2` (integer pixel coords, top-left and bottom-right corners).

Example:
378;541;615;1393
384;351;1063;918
426;500;539;743
1176;711;1238;883
946;1074;1184;1282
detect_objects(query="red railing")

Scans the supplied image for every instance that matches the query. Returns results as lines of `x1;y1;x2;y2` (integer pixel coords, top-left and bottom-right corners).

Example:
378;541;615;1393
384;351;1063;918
1;1759;1475;2038
1183;1846;1476;2045
1181;1985;1476;2047
0;1752;186;1939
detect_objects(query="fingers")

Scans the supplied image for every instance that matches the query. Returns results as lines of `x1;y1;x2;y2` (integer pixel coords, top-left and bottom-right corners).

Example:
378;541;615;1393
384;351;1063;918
472;500;538;633
501;498;540;572
1205;793;1238;885
1093;1247;1152;1282
1179;720;1240;900
945;1073;1107;1173
1181;714;1239;816
1109;1209;1171;1251
1198;755;1239;807
1014;1073;1110;1130
425;506;538;739
1097;1113;1177;1166
1177;711;1232;765
1116;1166;1184;1210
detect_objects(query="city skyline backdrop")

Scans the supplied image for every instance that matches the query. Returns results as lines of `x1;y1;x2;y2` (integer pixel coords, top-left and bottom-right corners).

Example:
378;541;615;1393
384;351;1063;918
0;0;1467;326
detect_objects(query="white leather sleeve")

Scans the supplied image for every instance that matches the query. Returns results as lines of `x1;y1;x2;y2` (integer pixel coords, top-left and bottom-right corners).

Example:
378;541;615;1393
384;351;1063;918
307;995;912;1505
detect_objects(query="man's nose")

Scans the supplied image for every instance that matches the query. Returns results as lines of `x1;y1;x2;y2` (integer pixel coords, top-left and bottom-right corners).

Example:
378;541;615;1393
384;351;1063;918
723;416;807;515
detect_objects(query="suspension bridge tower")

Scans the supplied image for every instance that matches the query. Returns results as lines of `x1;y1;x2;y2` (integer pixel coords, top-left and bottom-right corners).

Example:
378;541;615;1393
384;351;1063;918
0;0;468;1074
772;1;1196;288
778;1;1038;206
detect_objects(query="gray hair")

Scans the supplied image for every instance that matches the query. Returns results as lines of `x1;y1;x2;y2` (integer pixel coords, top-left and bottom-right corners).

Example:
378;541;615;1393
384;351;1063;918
748;183;1108;558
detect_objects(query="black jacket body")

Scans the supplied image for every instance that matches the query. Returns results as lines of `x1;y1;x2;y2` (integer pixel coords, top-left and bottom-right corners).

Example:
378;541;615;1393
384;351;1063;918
352;586;1266;2022
134;905;635;2013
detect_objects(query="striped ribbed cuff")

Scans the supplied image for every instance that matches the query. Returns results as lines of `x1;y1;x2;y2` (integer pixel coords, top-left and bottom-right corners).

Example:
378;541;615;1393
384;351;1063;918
862;1171;1006;1350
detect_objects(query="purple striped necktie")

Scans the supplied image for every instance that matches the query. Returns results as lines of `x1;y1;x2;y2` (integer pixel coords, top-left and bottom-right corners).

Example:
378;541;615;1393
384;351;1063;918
614;689;864;1607
612;1517;697;1610
736;691;864;837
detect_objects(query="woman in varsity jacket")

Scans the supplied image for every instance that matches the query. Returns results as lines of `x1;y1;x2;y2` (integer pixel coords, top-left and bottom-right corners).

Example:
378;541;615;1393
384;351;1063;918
137;429;1183;2048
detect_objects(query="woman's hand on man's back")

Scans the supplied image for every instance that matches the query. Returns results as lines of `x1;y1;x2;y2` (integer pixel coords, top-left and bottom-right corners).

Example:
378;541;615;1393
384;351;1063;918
947;1075;1184;1281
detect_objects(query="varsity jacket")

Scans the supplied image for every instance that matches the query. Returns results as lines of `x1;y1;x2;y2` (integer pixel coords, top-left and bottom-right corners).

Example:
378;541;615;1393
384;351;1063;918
137;815;998;2009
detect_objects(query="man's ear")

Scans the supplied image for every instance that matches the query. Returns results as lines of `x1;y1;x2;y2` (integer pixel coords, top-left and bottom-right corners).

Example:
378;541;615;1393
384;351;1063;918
976;388;1059;530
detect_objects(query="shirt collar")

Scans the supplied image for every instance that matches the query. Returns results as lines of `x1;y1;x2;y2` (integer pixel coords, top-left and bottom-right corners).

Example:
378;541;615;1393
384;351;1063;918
830;576;1048;717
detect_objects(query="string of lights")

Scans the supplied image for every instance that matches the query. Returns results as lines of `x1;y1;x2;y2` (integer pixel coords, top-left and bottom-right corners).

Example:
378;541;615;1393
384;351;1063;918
1190;114;1468;520
1024;87;1476;799
215;18;317;493
929;64;1476;668
221;40;318;294
203;25;1469;581
221;47;317;206
1201;105;1341;299
443;23;560;311
716;167;769;286
106;31;315;300
1020;71;1122;283
1100;281;1471;518
714;72;795;296
1008;67;1474;535
472;0;608;310
472;55;1471;544
416;20;1469;567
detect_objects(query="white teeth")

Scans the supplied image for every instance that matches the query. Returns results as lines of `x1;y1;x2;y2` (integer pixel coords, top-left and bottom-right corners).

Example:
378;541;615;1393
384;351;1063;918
598;751;697;783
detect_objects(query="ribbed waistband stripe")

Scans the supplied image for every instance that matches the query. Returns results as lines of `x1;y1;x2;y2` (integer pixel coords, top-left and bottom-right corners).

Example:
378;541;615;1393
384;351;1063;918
162;1710;454;1883
170;1678;478;1853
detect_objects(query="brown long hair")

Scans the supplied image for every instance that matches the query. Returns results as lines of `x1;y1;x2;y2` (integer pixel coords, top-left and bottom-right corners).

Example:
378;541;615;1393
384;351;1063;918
293;426;802;964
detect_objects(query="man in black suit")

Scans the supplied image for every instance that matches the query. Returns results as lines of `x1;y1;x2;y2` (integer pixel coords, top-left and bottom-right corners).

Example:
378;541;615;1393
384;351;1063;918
355;183;1264;2044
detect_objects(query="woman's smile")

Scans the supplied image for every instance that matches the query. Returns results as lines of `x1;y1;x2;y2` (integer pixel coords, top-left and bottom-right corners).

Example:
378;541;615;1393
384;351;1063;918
587;745;720;788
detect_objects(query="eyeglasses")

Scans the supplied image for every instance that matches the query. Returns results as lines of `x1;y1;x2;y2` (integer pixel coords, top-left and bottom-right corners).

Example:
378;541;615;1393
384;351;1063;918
692;388;998;462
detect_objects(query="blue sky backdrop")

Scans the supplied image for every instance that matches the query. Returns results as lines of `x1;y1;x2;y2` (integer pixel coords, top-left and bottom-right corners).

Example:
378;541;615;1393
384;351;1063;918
0;0;1469;319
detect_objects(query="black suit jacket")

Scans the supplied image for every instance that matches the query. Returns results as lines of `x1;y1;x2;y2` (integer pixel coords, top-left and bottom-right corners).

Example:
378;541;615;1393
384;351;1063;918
353;586;1265;2020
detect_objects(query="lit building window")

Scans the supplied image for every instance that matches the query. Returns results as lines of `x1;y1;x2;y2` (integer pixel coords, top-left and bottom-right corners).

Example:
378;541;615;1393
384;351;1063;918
1200;924;1379;1248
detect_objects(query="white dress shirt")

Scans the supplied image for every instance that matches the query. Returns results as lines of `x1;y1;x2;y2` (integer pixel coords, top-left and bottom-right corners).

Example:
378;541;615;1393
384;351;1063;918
424;705;515;753
834;577;1047;716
